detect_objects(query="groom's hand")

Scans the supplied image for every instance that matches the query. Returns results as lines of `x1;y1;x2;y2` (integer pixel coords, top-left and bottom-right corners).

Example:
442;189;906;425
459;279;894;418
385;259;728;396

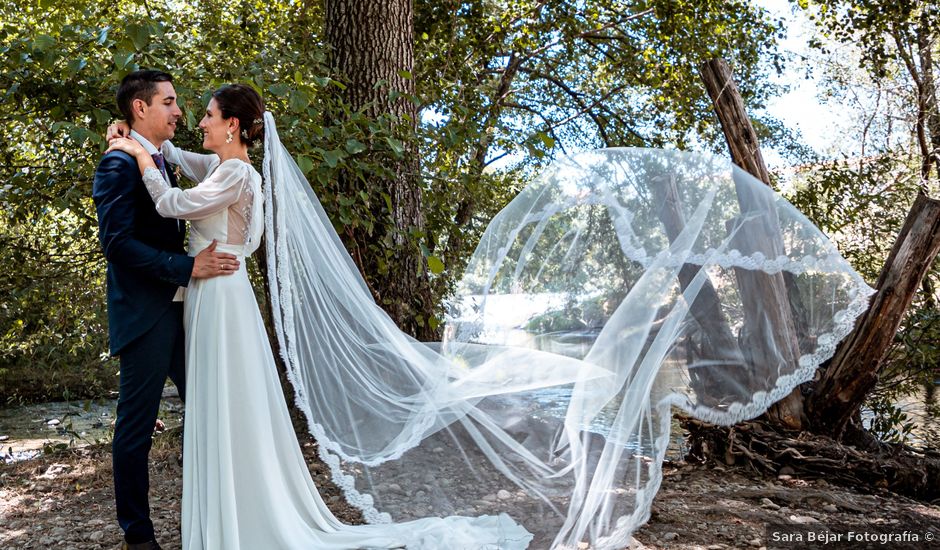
192;240;240;278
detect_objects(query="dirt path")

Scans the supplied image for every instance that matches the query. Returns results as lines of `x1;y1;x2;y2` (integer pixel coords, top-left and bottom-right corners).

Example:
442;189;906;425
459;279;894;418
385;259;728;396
2;430;937;549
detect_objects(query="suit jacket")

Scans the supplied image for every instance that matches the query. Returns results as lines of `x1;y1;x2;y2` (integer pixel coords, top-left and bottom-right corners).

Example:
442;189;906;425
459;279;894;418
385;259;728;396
92;150;195;355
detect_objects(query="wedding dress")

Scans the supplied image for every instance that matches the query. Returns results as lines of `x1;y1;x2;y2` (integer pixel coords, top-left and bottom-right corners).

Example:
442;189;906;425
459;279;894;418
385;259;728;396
144;111;873;550
143;145;532;549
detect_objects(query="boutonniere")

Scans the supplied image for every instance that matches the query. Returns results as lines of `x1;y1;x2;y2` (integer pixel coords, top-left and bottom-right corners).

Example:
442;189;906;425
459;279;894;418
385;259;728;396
173;164;182;182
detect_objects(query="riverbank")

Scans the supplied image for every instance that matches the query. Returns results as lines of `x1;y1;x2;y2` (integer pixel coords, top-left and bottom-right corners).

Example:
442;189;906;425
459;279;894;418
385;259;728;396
1;428;937;549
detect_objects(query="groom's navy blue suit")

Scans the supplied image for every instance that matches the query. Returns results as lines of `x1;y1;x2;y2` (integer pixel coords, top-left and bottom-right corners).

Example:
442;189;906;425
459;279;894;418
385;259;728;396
93;149;193;544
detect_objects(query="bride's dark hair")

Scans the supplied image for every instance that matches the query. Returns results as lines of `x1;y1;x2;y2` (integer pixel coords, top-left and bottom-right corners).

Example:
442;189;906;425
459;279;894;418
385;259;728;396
212;84;265;147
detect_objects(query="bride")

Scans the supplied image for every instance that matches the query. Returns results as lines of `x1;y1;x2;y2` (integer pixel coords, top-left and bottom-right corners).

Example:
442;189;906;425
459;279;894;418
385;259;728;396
106;83;873;549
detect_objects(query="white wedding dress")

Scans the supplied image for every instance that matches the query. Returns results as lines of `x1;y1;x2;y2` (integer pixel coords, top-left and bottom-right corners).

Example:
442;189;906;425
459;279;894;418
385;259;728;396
142;145;533;549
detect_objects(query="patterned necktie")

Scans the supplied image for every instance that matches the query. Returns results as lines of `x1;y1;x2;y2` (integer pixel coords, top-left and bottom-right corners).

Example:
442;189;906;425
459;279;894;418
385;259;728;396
151;152;168;181
150;152;179;230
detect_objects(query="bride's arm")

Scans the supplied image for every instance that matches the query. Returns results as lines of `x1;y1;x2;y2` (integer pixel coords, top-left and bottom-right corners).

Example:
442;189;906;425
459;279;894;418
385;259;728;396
142;160;250;220
161;140;220;183
105;122;219;183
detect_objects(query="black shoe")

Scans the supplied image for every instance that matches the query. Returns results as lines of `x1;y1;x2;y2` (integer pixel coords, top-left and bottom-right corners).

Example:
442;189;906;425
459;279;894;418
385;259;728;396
122;540;162;550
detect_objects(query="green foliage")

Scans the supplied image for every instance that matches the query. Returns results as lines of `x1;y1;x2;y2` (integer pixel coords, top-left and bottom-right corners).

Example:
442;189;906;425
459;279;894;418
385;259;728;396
796;0;940;437
1;0;788;402
786;155;940;416
799;0;940;79
867;395;917;445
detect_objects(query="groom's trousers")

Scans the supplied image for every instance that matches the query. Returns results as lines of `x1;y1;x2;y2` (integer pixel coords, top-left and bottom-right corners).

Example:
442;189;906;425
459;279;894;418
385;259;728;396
112;302;186;544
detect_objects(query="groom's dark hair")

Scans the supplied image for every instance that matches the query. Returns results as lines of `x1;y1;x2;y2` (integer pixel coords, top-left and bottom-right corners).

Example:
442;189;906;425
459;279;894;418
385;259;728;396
117;70;174;123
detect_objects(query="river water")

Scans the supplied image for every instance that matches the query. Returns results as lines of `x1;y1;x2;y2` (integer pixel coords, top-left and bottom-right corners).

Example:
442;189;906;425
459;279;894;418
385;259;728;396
1;292;937;464
2;379;935;464
0;387;183;463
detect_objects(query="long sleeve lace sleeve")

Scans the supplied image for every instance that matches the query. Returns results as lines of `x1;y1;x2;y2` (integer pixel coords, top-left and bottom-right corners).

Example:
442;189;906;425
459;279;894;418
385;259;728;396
143;160;251;220
161;140;220;183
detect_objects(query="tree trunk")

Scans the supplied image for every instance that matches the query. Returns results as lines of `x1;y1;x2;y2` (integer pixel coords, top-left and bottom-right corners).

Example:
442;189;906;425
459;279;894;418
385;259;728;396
651;172;748;407
325;0;436;340
809;192;940;437
699;58;804;429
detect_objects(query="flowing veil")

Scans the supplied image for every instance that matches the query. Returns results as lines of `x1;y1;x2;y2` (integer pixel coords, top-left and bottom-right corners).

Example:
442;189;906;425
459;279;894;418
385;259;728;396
260;111;874;548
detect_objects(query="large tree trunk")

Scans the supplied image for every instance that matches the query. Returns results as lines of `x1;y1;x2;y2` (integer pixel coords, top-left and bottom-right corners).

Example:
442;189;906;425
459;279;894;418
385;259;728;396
325;0;436;339
651;172;748;408
699;58;804;429
809;192;940;437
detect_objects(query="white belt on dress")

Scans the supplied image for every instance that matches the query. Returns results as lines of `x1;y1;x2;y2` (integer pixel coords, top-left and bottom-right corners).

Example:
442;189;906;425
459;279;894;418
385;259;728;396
188;239;247;258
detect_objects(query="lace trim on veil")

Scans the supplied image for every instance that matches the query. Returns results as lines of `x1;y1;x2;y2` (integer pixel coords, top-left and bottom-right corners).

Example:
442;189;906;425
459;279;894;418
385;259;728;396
262;115;393;523
261;124;876;546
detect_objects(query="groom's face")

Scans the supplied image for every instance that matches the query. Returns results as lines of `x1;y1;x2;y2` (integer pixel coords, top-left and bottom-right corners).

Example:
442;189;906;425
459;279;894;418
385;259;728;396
133;81;182;145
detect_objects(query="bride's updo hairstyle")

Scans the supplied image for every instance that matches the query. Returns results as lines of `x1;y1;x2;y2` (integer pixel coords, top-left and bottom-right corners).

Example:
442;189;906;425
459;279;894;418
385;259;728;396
212;84;265;147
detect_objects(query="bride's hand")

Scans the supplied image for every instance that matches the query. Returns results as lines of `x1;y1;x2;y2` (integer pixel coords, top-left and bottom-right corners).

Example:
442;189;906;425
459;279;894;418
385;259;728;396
106;120;131;141
106;137;146;158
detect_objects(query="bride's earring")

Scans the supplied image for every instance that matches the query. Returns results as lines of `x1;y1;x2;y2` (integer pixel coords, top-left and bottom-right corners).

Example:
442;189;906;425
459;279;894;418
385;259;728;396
226;130;234;144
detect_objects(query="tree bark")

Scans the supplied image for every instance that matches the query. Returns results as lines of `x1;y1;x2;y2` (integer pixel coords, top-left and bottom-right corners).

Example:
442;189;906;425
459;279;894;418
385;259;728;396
809;192;940;437
651;172;748;407
325;0;437;339
700;58;804;429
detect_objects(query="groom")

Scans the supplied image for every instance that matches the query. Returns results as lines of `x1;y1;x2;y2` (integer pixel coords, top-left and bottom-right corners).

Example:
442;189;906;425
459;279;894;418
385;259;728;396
92;69;239;550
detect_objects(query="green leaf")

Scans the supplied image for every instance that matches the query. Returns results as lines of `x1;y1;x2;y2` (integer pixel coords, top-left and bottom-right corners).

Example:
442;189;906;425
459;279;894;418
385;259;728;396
426;255;444;274
92;109;111;125
322;149;346;168
397;70;412;80
289;90;310;113
127;24;150;50
384;137;405;156
269;84;290;97
296;155;314;174
535;131;555;149
32;35;55;52
112;51;134;69
345;139;366;154
67;58;87;74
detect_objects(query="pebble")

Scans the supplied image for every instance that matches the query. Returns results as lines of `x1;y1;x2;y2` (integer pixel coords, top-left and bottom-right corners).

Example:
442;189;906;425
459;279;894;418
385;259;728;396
760;497;780;510
496;489;512;500
88;530;105;542
788;514;819;524
822;504;838;513
47;419;61;426
748;538;762;547
663;532;678;541
482;493;497;502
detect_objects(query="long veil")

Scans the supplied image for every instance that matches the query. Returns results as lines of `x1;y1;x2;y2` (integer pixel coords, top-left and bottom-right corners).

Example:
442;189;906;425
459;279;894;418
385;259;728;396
261;111;874;548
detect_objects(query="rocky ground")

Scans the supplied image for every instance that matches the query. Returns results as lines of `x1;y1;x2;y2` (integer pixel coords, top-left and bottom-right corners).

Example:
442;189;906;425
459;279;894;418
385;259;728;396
1;428;938;549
